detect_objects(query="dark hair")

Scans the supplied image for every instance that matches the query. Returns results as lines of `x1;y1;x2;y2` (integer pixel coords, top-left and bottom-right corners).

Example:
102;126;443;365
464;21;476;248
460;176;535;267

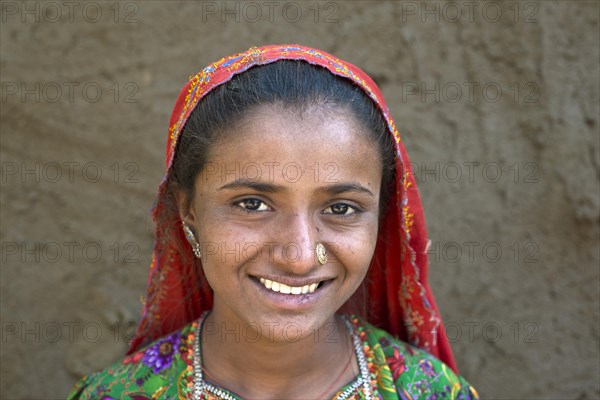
170;60;396;217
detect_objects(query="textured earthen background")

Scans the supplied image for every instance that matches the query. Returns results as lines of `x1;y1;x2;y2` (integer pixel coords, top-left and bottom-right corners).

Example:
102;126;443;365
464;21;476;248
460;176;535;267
1;1;599;399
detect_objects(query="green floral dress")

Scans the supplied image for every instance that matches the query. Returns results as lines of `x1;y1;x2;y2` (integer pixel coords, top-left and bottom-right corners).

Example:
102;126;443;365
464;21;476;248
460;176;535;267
67;314;478;400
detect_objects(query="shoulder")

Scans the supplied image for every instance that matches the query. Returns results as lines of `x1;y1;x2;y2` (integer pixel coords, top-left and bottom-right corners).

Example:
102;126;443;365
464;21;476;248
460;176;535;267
67;320;199;400
350;316;479;399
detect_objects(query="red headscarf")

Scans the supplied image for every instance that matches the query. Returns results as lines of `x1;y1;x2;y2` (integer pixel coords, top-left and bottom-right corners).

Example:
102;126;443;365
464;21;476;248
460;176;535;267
128;44;458;373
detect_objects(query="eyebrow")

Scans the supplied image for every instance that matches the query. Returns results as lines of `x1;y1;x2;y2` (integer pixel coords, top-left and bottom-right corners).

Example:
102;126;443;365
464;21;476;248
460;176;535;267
218;179;374;197
218;179;286;193
321;183;374;197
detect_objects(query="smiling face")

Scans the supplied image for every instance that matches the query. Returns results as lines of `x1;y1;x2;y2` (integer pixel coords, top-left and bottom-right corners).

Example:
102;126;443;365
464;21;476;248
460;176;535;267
178;103;382;342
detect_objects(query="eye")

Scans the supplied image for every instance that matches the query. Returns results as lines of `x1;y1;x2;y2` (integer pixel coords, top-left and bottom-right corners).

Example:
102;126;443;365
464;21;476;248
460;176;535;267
236;198;271;212
322;203;356;216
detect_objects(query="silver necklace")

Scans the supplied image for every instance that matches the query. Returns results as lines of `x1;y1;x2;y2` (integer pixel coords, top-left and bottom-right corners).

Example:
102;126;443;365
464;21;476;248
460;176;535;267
192;314;373;400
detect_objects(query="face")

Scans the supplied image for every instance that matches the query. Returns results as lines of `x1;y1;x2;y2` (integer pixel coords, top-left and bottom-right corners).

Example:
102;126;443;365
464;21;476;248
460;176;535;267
179;104;382;343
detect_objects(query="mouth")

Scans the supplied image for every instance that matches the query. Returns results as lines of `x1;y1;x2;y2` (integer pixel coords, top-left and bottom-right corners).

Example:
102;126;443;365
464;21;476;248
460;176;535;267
249;275;334;310
258;278;325;295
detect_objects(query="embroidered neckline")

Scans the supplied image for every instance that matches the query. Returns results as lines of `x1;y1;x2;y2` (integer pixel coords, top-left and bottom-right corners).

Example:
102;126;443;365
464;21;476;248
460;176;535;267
191;313;375;400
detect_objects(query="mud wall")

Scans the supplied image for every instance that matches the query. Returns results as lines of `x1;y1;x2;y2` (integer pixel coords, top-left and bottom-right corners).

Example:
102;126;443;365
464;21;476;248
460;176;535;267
1;1;598;398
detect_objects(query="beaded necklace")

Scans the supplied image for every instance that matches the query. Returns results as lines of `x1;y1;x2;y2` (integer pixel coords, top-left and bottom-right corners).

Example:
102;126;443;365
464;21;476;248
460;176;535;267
192;314;374;400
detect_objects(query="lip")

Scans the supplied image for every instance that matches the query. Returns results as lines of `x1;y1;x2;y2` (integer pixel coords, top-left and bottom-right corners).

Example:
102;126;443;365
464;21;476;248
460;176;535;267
249;275;334;311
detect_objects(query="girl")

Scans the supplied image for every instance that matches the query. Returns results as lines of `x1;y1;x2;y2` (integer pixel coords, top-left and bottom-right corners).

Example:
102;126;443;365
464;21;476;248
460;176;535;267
68;44;478;400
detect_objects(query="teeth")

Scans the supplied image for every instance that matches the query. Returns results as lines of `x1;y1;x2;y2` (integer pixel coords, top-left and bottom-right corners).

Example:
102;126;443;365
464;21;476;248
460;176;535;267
258;278;320;295
280;284;291;294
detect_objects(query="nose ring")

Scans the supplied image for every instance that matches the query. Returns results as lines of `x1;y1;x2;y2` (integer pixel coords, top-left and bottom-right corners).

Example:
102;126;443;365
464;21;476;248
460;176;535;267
316;243;327;265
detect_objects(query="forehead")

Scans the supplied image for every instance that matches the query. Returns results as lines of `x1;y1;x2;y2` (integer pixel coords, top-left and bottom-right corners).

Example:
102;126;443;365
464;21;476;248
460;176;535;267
202;104;382;188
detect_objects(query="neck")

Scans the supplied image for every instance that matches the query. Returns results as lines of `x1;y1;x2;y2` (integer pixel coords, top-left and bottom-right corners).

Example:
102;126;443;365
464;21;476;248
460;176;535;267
200;310;358;399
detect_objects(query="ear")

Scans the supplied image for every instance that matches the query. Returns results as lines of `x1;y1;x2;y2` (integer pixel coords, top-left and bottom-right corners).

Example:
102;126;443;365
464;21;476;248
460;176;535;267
175;189;198;227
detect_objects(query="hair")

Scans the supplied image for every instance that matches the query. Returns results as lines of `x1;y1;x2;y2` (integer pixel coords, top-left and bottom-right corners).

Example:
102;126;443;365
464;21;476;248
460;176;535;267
169;60;396;217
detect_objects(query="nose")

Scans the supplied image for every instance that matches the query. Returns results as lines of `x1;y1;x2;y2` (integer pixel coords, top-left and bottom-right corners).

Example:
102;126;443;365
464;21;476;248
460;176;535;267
270;212;320;274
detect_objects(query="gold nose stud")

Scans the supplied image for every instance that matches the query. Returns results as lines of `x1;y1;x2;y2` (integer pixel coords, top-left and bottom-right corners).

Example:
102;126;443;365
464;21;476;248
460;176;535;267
316;243;327;265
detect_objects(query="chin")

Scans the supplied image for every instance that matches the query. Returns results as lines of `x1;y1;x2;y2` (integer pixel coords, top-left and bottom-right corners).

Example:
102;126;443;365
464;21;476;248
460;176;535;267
233;310;338;345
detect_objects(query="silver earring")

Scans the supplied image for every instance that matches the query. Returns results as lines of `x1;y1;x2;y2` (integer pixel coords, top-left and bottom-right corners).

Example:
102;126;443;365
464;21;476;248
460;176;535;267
316;243;327;265
182;222;202;258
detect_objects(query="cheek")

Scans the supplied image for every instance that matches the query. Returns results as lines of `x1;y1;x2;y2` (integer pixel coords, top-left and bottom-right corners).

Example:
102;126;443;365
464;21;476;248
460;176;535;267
194;205;267;284
329;219;379;274
198;217;267;256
